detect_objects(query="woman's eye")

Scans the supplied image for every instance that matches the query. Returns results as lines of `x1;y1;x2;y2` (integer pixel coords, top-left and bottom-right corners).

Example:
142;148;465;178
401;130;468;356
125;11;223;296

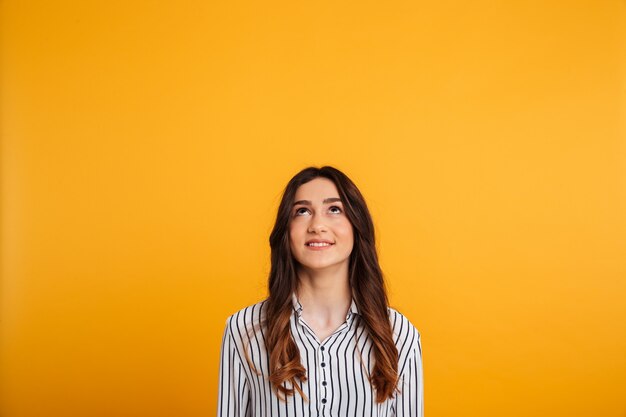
329;206;342;214
294;208;309;216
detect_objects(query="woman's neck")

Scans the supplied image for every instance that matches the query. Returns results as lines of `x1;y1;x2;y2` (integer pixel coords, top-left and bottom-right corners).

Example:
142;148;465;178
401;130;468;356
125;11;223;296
297;262;350;298
295;265;352;339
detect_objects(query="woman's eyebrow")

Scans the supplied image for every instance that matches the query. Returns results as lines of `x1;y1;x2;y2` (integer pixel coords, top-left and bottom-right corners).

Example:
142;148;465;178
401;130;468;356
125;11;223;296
293;197;342;206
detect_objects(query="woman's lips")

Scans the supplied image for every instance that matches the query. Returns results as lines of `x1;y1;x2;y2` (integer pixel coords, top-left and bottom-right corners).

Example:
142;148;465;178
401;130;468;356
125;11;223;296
305;242;335;251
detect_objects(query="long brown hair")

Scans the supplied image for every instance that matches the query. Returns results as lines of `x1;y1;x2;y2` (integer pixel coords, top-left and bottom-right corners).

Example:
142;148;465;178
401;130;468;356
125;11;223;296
264;166;398;403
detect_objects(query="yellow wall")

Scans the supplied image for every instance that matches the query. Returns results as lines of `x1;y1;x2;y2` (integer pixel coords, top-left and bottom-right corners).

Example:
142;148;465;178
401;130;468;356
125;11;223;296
2;1;625;416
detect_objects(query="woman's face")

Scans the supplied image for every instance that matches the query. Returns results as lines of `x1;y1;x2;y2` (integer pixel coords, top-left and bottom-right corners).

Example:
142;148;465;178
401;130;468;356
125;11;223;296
289;177;354;273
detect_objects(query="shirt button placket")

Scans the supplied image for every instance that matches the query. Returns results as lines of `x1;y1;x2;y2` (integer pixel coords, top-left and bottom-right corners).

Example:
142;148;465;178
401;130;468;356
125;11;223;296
319;344;328;410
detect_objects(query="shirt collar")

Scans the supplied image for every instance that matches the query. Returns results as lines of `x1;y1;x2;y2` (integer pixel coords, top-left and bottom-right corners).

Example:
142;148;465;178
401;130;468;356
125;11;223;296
347;298;359;320
292;292;360;320
292;292;304;317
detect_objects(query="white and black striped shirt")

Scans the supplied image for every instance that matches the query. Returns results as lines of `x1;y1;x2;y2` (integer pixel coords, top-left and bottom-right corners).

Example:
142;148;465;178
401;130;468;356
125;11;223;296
217;295;423;417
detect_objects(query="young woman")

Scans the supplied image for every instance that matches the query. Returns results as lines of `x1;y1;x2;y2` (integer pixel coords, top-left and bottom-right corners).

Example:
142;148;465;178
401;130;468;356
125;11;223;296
217;166;423;417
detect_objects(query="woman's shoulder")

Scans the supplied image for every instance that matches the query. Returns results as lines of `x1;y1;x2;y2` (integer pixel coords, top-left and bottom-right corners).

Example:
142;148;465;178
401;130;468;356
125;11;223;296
224;299;268;337
387;306;423;378
387;306;422;354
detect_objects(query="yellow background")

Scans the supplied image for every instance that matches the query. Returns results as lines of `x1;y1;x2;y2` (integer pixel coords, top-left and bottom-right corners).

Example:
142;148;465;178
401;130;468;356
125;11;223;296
2;1;625;416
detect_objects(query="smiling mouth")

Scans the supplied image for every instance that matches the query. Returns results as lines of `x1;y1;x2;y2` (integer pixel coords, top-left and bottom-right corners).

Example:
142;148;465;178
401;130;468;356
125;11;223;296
305;242;334;247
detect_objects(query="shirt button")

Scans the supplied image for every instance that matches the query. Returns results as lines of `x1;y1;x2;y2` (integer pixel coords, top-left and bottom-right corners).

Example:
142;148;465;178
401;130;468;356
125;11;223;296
322;381;327;386
320;346;325;351
321;362;326;367
321;398;327;404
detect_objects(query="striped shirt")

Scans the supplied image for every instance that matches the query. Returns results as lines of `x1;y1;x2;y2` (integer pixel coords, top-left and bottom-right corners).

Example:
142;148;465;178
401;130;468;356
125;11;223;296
217;295;423;417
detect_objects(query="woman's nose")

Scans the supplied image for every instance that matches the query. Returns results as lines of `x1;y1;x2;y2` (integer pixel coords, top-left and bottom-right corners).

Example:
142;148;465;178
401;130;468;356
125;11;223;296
307;213;327;233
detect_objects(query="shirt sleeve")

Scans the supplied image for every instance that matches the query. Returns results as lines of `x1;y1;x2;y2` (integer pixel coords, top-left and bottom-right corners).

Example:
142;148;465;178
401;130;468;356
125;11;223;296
393;331;424;417
217;320;251;417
